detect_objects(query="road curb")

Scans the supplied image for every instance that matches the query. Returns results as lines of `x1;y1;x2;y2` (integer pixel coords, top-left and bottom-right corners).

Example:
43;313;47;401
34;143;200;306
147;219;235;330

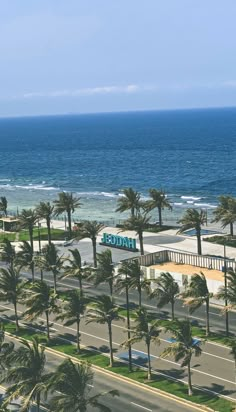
5;331;217;412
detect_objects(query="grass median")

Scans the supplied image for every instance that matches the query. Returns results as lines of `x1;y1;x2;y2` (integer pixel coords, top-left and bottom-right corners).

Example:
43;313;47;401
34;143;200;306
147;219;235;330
2;319;234;412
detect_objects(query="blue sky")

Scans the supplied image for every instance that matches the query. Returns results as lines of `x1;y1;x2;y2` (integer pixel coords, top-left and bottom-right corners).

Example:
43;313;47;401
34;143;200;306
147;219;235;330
1;0;236;116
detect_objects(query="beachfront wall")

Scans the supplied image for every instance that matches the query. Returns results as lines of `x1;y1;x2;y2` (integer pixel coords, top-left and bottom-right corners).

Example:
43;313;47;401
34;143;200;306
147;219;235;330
130;250;236;273
119;249;235;295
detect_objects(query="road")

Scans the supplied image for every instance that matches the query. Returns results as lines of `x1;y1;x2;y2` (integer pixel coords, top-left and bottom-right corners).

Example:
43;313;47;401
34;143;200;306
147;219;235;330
3;336;199;412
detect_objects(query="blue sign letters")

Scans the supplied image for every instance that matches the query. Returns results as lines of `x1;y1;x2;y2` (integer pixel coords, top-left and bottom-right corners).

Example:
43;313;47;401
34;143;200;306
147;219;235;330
100;233;137;251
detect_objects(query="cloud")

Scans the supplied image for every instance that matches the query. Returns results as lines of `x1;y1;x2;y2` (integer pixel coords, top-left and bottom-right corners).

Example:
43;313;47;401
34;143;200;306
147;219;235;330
22;84;140;99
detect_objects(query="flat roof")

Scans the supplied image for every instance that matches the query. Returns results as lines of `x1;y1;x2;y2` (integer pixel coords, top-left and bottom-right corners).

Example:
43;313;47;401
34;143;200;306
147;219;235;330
150;262;224;282
0;217;19;222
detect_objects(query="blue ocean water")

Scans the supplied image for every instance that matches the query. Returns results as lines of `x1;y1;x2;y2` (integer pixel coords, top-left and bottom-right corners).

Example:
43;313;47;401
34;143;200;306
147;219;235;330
0;108;235;224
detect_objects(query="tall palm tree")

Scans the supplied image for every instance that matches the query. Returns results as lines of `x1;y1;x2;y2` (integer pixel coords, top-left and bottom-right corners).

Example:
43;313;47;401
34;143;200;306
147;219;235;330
17;241;35;282
54;192;82;239
19;209;38;251
0;239;16;268
0;197;8;217
0;266;25;331
23;280;58;340
36;201;54;244
86;295;123;367
93;249;115;296
146;189;172;227
149;272;179;320
116;260;134;372
212;195;236;236
79;220;104;268
56;290;88;352
177;208;207;255
123;213;150;255
0;337;48;412
183;272;212;336
0;323;14;370
61;248;90;292
37;243;64;293
161;319;202;396
118;259;148;308
116;187;141;217
123;307;160;380
47;358;118;412
217;269;236;335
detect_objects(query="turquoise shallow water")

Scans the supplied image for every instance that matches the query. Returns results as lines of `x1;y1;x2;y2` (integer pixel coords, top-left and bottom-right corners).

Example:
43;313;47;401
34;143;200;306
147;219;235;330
0;108;235;224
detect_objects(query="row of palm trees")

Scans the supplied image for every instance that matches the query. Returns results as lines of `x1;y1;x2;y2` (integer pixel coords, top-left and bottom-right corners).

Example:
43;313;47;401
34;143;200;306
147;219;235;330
0;332;118;412
1;237;236;397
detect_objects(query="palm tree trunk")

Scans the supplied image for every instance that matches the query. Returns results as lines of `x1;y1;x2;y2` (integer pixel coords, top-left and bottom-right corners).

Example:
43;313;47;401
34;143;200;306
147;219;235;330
131;207;135;217
29;227;34;252
47;217;52;244
13;301;19;332
45;310;50;340
109;279;113;297
196;231;202;255
158;207;162;227
138;284;142;308
230;222;234;237
139;232;144;256
31;262;35;283
147;341;152;380
53;270;57;293
171;299;175;320
79;277;83;293
187;361;193;396
76;317;81;353
36;393;41;412
92;237;97;268
126;283;132;372
67;209;72;239
108;321;114;367
206;298;210;336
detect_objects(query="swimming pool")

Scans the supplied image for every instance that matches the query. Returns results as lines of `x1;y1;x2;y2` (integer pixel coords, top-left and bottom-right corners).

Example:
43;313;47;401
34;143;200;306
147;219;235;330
184;229;221;236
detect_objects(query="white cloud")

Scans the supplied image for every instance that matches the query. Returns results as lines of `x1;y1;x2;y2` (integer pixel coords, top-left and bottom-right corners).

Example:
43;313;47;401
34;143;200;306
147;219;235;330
22;84;140;99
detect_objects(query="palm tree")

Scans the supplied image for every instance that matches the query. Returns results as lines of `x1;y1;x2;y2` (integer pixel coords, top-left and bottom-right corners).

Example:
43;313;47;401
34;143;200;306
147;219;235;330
23;280;58;340
0;239;16;268
123;307;160;380
183;272;212;336
0;197;8;217
0;266;25;331
116;187;141;217
19;209;38;251
37;243;64;293
47;358;118;412
61;248;90;292
212;195;236;236
54;192;82;239
93;249;115;296
149;272;179;320
145;189;172;227
123;213;150;255
36;201;54;244
116;260;134;372
0;323;14;370
161;319;202;396
86;295;123;367
217;269;236;335
177;208;207;255
79;220;104;268
0;337;48;412
17;241;35;282
56;290;88;352
118;259;148;307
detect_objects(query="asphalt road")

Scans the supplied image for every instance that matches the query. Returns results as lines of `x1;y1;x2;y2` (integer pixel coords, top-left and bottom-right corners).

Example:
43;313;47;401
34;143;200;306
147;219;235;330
4;337;198;412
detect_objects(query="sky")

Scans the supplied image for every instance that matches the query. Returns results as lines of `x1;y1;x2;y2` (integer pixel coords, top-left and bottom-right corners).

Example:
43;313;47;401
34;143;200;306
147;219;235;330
1;0;236;116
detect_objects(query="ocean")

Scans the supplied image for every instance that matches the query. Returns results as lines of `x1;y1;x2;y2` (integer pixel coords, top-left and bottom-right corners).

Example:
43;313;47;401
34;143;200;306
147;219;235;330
0;107;236;225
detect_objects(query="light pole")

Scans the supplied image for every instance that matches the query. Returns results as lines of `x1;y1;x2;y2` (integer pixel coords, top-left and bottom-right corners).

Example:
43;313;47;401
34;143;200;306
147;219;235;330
125;273;132;373
38;221;43;281
223;239;229;336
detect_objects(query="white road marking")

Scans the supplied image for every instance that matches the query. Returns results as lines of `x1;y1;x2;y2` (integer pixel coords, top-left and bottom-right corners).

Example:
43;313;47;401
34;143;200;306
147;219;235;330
130;402;152;411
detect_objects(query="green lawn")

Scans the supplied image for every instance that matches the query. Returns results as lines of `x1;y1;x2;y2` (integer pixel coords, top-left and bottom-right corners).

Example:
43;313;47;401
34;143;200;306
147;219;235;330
2;319;234;412
0;227;68;243
203;235;236;248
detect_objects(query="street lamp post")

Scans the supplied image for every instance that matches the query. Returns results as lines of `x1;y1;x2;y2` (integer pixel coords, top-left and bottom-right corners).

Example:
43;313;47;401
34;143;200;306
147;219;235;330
224;240;229;337
38;221;43;281
125;274;133;373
